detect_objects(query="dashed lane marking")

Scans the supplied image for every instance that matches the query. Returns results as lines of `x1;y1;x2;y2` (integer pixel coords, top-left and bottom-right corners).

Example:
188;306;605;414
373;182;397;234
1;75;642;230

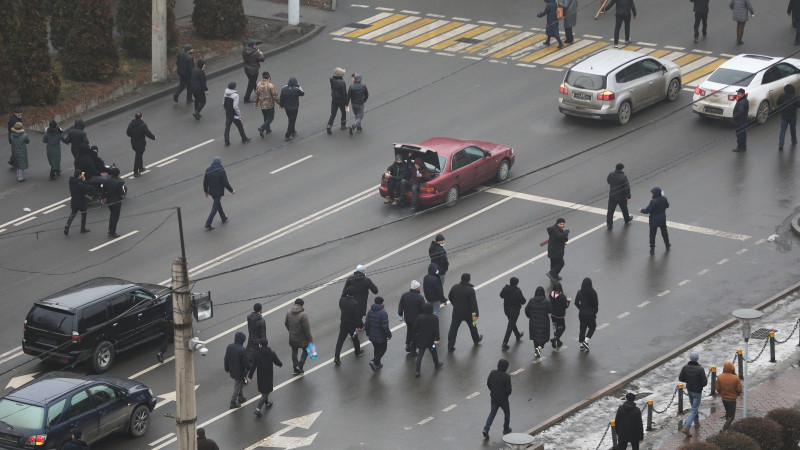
148;433;176;447
466;392;480;399
478;20;497;25
42;204;66;214
410;48;429;52
754;238;765;245
332;37;351;42
678;279;690;286
375;6;394;11
505;24;523;28
717;258;729;265
720;53;736;57
697;269;709;275
426;13;445;18
88;230;139;252
583;34;603;39
13;217;37;226
692;49;713;54
544;67;564;71
417;417;434;425
155;158;177;168
400;10;419;14
511;368;525;375
357;41;378;45
0;229;5;234
736;248;748;254
270;155;312;174
517;63;537;68
385;44;403;49
452;16;471;21
638;301;650;308
658;290;671;297
597;323;610;330
436;52;455;56
442;404;457;412
638;41;657;46
351;4;370;7
618;312;630;319
463;55;482;60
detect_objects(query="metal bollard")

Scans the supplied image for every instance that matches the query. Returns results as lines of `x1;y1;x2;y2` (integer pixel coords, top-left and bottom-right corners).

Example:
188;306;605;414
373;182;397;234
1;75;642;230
611;420;618;449
678;384;684;415
710;366;717;396
738;349;744;380
770;331;776;363
647;400;654;431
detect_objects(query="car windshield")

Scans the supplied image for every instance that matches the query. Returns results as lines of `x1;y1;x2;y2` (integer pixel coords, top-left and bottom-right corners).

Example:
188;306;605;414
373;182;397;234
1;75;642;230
707;68;755;87
565;71;606;90
0;399;44;429
27;306;73;334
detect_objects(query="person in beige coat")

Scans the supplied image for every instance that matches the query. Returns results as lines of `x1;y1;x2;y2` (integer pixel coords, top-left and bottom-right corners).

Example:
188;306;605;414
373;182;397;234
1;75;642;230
285;298;314;375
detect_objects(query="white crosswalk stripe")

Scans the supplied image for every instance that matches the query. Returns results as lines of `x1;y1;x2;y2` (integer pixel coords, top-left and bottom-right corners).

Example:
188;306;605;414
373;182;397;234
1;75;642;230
415;23;480;48
358;16;420;40
386;20;451;44
445;28;507;52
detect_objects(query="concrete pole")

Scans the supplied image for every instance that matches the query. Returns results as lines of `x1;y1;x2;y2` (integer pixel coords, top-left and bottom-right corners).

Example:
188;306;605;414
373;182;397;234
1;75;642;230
152;0;168;82
288;0;300;25
172;257;197;450
742;338;749;418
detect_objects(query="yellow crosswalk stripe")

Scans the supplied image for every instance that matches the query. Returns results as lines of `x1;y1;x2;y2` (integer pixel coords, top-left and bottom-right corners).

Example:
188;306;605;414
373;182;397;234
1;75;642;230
489;34;547;58
461;30;520;53
673;53;702;66
621;45;641;51
647;49;671;58
430;25;493;50
548;41;609;66
374;18;436;42
682;58;726;84
399;22;465;46
517;43;563;62
344;14;407;38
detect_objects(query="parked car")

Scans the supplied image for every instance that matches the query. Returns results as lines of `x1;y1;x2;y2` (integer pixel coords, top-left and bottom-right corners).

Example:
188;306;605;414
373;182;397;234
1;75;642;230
692;54;800;124
0;371;155;449
558;49;682;125
379;137;515;207
22;278;170;373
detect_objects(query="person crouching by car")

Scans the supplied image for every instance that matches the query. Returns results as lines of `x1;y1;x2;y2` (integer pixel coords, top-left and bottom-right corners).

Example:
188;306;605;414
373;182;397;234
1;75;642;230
401;158;432;212
385;153;411;205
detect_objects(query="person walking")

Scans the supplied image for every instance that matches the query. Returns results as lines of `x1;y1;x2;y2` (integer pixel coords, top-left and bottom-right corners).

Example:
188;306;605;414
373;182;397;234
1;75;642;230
691;0;709;43
525;286;552;359
546;218;569;281
549;281;570;349
223;82;251;146
423;263;447;317
678;351;708;437
203;156;235;230
413;303;444;376
197;428;219;450
347;73;369;135
398;280;426;356
342;264;379;319
607;163;633;230
7;107;22;168
42;120;66;180
101;168;126;238
365;297;392;371
334;286;364;365
602;0;637;48
614;393;644;449
279;77;304;141
790;0;800;45
224;331;249;409
537;0;564;48
174;44;194;103
190;59;208;120
715;361;743;431
242;39;265;103
729;0;754;45
559;0;578;44
63;118;88;160
126;112;156;177
254;71;280;138
285;298;313;376
155;297;173;363
499;277;526;350
429;234;449;285
247;338;282;417
64;170;91;235
61;428;89;450
732;88;749;152
482;359;512;439
327;67;348;134
246;303;267;368
778;84;799;150
575;277;598;351
9;122;29;182
639;186;670;254
447;273;483;352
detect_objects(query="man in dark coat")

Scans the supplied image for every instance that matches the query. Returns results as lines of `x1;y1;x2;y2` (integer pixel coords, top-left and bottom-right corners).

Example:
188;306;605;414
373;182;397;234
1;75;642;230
602;0;637;47
347;73;369;134
789;0;800;44
429;233;449;285
248;338;282;416
203;156;235;230
334;286;364;365
732;88;749;152
224;331;249;408
174;44;194;103
423;262;446;317
607;163;633;230
447;273;483;352
242;39;265;103
615;393;644;449
365;297;392;371
499;277;526;349
61;428;89;450
482;359;512;438
126;112;156;177
398;280;425;355
385;153;411;205
190;59;208;120
64;169;91;236
247;303;267;367
342;265;379;318
678;351;708;437
6;107;21;167
63;118;89;159
101;168;126;238
777;84;799;150
327;67;348;134
197;428;219;450
546;218;569;281
639;186;670;254
691;0;709;42
279;77;305;141
285;298;313;375
525;286;552;359
413;303;443;376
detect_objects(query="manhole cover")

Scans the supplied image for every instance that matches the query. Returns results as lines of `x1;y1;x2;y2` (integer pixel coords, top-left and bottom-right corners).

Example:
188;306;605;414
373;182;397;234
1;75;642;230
457;37;482;44
750;328;774;340
346;23;372;29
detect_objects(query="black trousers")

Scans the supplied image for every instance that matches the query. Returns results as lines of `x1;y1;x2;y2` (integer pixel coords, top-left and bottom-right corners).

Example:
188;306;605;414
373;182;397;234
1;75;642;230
578;313;596;342
722;399;736;431
224;116;247;143
205;195;226;227
133;149;145;174
66;206;87;231
564;27;573;43
285;109;298;138
693;12;708;38
400;179;421;207
327;100;347;128
291;346;308;369
415;346;440;373
372;342;387;366
448;316;480;350
549;257;565;277
244;72;258;102
158;330;173;354
175;74;193;101
334;326;361;359
551;316;566;340
607;198;632;228
387;177;405;200
649;225;670;249
502;315;522;345
107;203;121;234
617;439;640;450
735;123;747;149
613;14;632;44
404;318;417;348
192;89;206;115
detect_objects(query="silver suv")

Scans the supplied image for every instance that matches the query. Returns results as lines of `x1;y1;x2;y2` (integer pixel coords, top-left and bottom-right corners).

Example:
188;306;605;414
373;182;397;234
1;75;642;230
558;49;682;125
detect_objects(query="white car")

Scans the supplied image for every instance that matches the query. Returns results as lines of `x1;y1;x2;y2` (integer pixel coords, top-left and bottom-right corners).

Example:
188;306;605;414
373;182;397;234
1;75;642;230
692;54;800;124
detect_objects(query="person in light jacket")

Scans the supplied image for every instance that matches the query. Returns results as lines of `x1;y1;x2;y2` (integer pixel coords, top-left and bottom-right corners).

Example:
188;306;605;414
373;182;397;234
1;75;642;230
559;0;578;44
729;0;754;45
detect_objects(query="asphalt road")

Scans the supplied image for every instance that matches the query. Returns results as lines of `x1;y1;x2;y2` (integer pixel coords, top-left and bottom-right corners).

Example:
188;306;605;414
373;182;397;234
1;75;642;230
2;0;800;449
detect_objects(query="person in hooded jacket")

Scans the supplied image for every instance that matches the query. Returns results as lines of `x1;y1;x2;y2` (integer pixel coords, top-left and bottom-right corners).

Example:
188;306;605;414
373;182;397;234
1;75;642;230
327;67;348;134
548;281;570;349
126;112;156;177
614;393;644;449
64;169;91;235
242;39;265;103
546;218;569;281
285;298;313;375
525;286;552;359
73;144;99;180
715;361;742;431
413;303;443;376
342;265;379;318
401;157;432;212
499;277;526;350
678;351;708;437
639;187;670;254
447;273;483;351
777;84;799;150
63;118;88;160
575;277;598;351
347;73;369;135
398;281;426;355
482;359;512;439
607;163;633;230
223;82;251;146
190;59;208;120
197;428;219;450
279;77;304;141
248;338;282;416
224;331;249;408
42;120;66;180
537;0;563;48
423;263;446;317
61;428;89;450
602;0;637;48
429;234;449;285
7;107;22;168
174;44;194;103
101;167;126;238
385;153;411;205
334;286;364;365
247;303;267;367
203;156;235;230
365;297;392;371
9;122;29;182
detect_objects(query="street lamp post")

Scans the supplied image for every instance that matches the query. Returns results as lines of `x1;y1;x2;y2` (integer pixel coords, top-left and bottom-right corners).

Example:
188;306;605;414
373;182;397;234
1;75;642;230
732;308;763;418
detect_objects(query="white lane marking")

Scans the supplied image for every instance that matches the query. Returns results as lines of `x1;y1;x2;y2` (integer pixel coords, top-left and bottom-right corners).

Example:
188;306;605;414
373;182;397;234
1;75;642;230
426;13;445;18
452;16;471;21
682;88;694;92
386;20;451;45
415;23;479;47
445;27;508;51
148;433;176;446
417;417;434;425
544;67;564;71
583;34;603;39
489;60;507;64
617;312;630;319
597;323;610;330
679;279;690;286
401;10;420;14
638;301;650;308
155;158;177;168
442;404;457;412
466;392;481;399
351;4;370;7
385;44;403;49
120;139;213;180
697;269;709;275
270;155;312;174
680;56;718;76
331;29;355;37
0;229;5;234
754;238;765;245
0;351;23;366
359;16;420;40
717;258;729;265
665;45;685;50
463;56;483;60
357;12;393;24
0;347;21;358
638;42;657;46
692;49;713;54
332;37;352;42
357;41;378;46
511;368;525;375
736;248;748;254
478;20;497;25
42;204;66;214
660;51;686;62
720;53;736;58
534;39;594;64
410;48;429;53
88;230;139;252
517;63;537;68
504;24;523;28
437;52;455;56
658;290;670;297
375;6;394;10
13;217;37;226
478;31;536;56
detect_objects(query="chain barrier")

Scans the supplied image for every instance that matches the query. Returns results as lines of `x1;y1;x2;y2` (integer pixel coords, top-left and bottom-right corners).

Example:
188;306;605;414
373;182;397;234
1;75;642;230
774;320;799;344
747;338;769;363
594;422;611;450
652;386;679;414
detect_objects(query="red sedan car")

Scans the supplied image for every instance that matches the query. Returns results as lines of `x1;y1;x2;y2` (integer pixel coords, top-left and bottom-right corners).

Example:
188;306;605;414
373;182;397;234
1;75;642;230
379;137;515;207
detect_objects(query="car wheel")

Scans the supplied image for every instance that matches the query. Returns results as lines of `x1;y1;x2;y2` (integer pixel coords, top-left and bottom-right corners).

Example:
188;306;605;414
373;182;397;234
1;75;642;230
129;404;150;438
756;101;770;124
91;341;115;373
616;101;631;125
495;159;511;182
666;78;681;102
445;185;459;207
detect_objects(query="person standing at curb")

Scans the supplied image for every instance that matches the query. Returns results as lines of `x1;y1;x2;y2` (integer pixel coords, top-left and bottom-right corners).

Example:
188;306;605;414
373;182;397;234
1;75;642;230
174;44;194;103
365;296;392;372
546;218;569;281
334;286;364;365
500;277;526;350
254;71;280;138
429;234;449;286
101;167;126;238
537;0;564;48
559;0;578;44
224;331;249;409
203;156;235;230
602;0;637;48
9;122;29;182
285;298;313;376
678;351;708;437
607;163;633;230
413;303;443;376
327;67;348;134
242;39;265;103
447;273;483;352
279;77;304;141
639;186;670;255
42;120;66;180
190;59;208;120
423;263;446;317
223;82;251;146
197;428;219;450
575;277;598;351
347;73;368;135
777;84;799;150
342;264;379;319
715;361;743;431
126;112;156;177
691;0;709;43
729;0;754;45
525;286;552;359
64;170;91;235
398;280;425;356
246;303;267;368
614;393;644;450
732;88;749;152
482;359;512;439
549;281;570;349
248;338;282;417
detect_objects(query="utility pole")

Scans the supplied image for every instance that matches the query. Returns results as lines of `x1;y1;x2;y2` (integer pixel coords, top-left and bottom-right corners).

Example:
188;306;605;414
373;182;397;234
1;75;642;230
288;0;300;26
152;0;168;81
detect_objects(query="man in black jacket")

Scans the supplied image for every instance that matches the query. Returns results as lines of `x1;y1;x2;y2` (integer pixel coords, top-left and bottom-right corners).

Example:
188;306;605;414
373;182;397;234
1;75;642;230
224;331;249;408
607;163;633;230
334;287;364;365
499;277;526;349
385;153;411;205
190;59;208;120
126;112;156;177
342;265;379;318
197;428;219;450
327;67;348;134
63;118;88;159
482;359;512;438
546;218;569;281
423;263;446;317
678;351;708;437
639;187;670;255
64;169;91;236
732;88;749;152
602;0;637;47
279;77;304;141
790;0;800;44
778;84;798;150
174;44;194;103
413;303;443;376
101;168;126;238
429;234;449;285
61;428;89;450
398;280;425;355
691;0;709;42
242;39;265;103
365;297;392;371
347;73;369;135
203;156;235;230
447;273;483;352
615;393;644;449
246;303;267;367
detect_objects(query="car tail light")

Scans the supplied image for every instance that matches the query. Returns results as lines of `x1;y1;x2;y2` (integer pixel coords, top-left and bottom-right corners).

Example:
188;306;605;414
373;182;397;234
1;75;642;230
26;434;46;446
694;87;705;96
728;92;747;101
23;319;27;330
597;90;615;101
420;185;436;194
71;331;81;343
559;83;568;94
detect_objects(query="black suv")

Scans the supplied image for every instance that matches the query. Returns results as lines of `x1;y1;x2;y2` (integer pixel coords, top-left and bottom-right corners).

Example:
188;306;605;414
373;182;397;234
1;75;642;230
22;278;170;373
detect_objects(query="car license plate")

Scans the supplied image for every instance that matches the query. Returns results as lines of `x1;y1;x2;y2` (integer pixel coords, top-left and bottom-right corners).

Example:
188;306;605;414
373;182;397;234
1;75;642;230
704;106;723;115
573;92;591;100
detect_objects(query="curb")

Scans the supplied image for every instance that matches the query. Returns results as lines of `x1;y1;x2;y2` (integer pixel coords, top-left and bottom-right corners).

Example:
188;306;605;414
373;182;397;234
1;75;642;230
524;279;800;438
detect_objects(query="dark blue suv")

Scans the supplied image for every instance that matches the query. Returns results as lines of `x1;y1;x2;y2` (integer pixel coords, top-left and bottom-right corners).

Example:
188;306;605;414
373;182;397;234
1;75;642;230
0;372;156;449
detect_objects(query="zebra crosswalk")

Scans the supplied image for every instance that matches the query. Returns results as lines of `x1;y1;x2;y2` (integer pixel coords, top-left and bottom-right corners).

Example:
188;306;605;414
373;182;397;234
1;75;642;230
333;7;730;89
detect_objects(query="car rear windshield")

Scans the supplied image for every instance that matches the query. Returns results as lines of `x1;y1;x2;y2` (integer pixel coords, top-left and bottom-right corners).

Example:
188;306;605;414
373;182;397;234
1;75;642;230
0;399;44;429
707;68;755;87
565;71;606;90
27;306;74;335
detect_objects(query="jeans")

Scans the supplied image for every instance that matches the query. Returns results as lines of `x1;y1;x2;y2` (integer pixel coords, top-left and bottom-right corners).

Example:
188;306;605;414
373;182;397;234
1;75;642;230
175;74;193;101
327;100;347;128
502;316;522;345
483;399;510;433
291;346;308;369
205;196;226;227
351;102;365;129
779;117;797;148
244;72;258;102
192;89;206;115
578;313;596;343
372;342;387;366
613;14;632;45
334;326;361;359
107;203;121;234
415;346;440;373
549;257;565;277
224;116;247;143
693;12;707;38
683;391;702;429
230;378;245;406
285;109;299;139
607;198;632;228
400;180;421;207
133;149;145;174
259;108;275;133
447;316;480;350
722;399;736;431
386;177;405;200
649;225;670;249
735;123;747;149
432;301;441;317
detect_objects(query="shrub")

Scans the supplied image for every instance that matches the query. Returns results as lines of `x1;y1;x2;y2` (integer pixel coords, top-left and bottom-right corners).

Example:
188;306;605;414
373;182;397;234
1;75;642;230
49;0;73;52
15;0;61;105
678;442;721;450
765;408;800;450
62;0;119;81
117;0;177;59
0;0;18;108
706;431;761;450
730;417;783;450
192;0;247;39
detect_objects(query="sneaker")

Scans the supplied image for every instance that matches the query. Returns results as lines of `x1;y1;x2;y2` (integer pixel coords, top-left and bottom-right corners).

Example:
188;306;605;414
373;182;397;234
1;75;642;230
779;146;784;151
681;428;692;438
624;215;635;224
551;338;557;349
546;272;555;281
732;147;745;152
292;131;298;137
582;341;590;350
613;44;619;48
355;350;365;358
483;430;489;439
357;127;362;133
205;225;214;231
334;358;341;365
415;372;421;377
369;361;377;372
579;343;585;351
557;43;564;49
265;402;273;408
326;126;332;135
557;339;563;348
534;347;541;358
503;428;512;435
475;335;483;345
193;113;200;120
80;229;90;234
225;141;231;146
502;344;510;350
293;367;301;376
259;128;264;138
108;233;120;238
221;216;228;223
516;332;524;342
156;352;164;363
230;403;241;409
285;137;293;141
133;172;141;177
349;126;354;135
435;362;444;370
556;275;562;281
242;137;252;143
384;197;392;204
650;248;655;255
448;347;455;352
254;408;262;417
